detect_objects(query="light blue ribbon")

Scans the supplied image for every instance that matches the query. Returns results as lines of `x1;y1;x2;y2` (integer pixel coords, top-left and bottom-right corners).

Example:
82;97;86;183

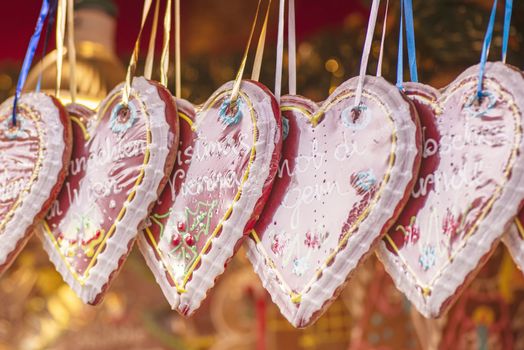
477;0;498;99
396;0;418;89
12;0;51;124
396;0;404;89
404;0;418;82
502;0;513;62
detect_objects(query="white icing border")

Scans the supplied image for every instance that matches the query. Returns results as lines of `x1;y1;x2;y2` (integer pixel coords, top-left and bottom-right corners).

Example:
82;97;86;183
39;77;174;303
246;75;420;327
137;80;280;315
377;62;524;318
0;93;66;269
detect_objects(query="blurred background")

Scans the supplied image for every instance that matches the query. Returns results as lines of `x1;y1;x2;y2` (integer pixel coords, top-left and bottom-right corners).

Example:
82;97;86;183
0;0;524;349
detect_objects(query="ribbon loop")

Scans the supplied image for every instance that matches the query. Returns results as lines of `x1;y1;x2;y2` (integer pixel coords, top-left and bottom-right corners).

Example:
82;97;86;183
121;0;154;106
354;0;381;108
274;0;286;102
376;0;390;78
230;0;270;104
12;0;51;124
476;0;498;100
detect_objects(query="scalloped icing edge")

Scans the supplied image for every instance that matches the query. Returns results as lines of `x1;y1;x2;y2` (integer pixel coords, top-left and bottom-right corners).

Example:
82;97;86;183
246;74;421;328
137;80;281;315
38;77;175;304
377;61;524;318
0;92;68;271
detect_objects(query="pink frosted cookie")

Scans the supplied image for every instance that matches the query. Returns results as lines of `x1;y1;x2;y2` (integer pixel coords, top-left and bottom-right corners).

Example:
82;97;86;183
377;62;524;318
138;80;282;316
39;77;179;304
0;92;72;275
246;75;421;327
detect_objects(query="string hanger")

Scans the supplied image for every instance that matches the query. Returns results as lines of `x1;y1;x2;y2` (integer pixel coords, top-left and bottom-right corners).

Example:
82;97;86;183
121;0;172;107
275;0;299;102
230;0;272;106
353;0;381;109
396;0;418;90
12;0;52;125
476;0;513;101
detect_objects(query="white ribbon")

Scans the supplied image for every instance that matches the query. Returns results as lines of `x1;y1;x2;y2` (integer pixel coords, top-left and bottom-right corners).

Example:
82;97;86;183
354;0;381;108
274;0;286;102
376;0;389;77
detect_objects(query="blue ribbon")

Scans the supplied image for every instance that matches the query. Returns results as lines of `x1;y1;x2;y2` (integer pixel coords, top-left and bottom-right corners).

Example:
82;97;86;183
396;0;404;89
12;0;51;124
404;0;418;82
502;0;513;62
36;0;59;92
477;0;498;99
396;0;418;89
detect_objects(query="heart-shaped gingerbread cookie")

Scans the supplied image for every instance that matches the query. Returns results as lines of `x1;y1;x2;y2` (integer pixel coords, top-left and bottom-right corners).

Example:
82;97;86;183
245;75;421;327
137;80;282;315
0;92;72;274
39;77;178;304
377;62;524;318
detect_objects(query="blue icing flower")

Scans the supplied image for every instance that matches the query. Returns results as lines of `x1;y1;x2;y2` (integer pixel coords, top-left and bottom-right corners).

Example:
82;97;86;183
352;169;377;193
219;98;243;126
419;244;436;271
464;90;497;118
2;117;28;140
292;257;309;277
282;116;290;140
110;102;138;134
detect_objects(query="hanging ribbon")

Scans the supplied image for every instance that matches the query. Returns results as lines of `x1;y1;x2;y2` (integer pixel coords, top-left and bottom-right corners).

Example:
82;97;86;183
36;0;58;92
288;0;296;95
396;0;404;88
67;0;77;103
376;0;390;77
476;0;498;100
354;0;381;108
251;0;272;82
274;0;286;102
502;0;513;63
121;0;154;106
404;0;418;82
55;0;67;99
12;0;51;124
160;0;172;86
230;0;268;104
144;0;160;80
396;0;418;89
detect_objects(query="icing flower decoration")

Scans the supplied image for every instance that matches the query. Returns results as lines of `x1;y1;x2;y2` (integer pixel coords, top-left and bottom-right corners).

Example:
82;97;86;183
442;209;460;241
2;117;29;140
351;169;377;195
110;102;138;133
271;232;286;257
292;257;309;277
219;98;243;126
418;244;436;271
304;231;322;249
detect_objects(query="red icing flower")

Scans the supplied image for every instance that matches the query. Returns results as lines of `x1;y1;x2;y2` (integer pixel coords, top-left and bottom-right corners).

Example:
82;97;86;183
271;235;285;256
305;232;321;249
442;209;460;241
